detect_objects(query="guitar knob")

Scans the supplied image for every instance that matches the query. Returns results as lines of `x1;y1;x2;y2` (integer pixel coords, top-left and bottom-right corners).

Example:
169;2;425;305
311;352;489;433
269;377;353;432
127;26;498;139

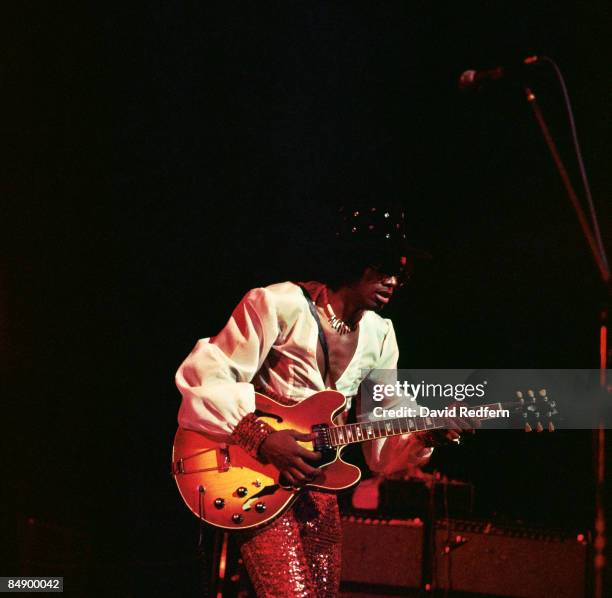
214;498;225;509
255;502;266;513
236;487;248;497
232;514;244;524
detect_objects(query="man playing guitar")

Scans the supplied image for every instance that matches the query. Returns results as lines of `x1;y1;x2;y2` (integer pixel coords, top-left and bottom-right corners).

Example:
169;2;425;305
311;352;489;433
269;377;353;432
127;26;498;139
175;204;471;596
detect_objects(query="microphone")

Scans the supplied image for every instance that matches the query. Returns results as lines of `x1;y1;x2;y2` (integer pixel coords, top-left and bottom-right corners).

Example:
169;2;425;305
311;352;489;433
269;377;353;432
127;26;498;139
459;55;540;92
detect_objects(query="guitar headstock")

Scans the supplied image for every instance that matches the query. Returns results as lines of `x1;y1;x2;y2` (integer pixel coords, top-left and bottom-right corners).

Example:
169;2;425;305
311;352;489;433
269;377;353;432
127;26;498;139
514;388;559;432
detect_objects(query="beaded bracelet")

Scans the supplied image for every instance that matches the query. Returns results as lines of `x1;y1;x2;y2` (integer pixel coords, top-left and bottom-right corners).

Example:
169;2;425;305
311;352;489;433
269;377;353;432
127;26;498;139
230;413;275;459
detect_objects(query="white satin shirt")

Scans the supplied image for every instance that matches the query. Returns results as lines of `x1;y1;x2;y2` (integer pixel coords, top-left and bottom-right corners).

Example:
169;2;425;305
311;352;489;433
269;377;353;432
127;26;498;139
175;281;431;474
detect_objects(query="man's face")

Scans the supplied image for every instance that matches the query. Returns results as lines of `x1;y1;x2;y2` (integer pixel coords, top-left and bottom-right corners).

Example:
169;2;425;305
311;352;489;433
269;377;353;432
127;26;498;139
350;266;400;311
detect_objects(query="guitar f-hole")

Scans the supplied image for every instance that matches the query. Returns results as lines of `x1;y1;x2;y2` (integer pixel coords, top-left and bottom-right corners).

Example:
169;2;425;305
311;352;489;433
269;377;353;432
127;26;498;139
254;409;283;423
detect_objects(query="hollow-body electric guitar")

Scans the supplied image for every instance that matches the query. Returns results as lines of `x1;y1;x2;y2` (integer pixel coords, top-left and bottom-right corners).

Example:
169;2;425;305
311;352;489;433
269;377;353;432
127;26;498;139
172;389;557;530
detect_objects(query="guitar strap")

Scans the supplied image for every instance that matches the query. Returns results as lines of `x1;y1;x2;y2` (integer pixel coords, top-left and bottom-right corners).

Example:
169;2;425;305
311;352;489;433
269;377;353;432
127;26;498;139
298;285;330;384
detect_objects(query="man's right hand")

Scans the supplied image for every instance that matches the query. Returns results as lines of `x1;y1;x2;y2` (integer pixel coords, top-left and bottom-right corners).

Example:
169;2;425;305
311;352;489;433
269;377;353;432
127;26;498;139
258;429;322;487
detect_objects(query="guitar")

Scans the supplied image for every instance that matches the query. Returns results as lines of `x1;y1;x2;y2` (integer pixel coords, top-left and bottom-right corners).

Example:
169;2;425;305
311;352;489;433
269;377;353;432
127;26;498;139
172;389;558;530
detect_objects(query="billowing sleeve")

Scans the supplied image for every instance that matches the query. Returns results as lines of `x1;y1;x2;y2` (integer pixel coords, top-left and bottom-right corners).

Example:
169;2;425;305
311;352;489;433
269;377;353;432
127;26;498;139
360;320;433;475
175;287;279;442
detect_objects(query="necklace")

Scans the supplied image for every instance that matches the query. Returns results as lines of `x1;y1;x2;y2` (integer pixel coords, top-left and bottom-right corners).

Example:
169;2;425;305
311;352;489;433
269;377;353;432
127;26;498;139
323;303;355;335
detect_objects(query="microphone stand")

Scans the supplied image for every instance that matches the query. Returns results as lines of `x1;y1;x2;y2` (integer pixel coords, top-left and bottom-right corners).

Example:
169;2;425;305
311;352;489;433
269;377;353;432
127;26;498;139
523;86;610;598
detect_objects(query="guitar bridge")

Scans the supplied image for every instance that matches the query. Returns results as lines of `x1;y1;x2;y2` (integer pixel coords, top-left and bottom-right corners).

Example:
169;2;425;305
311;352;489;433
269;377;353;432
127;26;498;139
312;424;332;452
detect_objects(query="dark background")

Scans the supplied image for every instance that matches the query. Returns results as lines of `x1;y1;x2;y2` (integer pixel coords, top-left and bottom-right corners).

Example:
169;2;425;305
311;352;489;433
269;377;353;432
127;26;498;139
3;2;611;596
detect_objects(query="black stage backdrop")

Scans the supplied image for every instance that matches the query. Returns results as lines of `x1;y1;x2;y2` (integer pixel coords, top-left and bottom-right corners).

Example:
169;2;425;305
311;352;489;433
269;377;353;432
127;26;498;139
3;2;611;595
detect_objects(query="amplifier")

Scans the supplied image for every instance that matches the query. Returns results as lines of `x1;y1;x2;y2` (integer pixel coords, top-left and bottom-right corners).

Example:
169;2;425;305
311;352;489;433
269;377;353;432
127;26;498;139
340;516;423;588
340;516;589;598
434;519;589;598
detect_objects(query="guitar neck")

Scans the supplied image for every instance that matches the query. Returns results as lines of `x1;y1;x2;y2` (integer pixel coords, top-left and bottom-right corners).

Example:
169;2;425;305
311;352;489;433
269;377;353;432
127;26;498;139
329;402;507;447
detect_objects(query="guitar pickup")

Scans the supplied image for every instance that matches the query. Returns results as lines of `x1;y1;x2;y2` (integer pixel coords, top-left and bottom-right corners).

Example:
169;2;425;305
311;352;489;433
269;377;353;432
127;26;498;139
312;424;332;452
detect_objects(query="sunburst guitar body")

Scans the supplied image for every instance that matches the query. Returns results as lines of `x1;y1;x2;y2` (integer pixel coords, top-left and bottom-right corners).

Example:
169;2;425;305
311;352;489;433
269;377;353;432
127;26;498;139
172;390;359;530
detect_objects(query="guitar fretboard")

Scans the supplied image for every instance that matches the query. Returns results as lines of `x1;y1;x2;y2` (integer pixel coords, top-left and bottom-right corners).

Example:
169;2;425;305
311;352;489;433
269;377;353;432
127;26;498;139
329;402;506;447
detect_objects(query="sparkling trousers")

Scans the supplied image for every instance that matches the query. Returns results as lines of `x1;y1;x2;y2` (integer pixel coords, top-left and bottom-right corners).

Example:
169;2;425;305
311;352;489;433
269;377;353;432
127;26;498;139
237;491;342;597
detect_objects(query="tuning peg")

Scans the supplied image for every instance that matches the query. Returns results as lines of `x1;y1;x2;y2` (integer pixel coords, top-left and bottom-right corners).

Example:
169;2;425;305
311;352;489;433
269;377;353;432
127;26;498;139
524;422;533;432
535;422;544;432
548;422;555;432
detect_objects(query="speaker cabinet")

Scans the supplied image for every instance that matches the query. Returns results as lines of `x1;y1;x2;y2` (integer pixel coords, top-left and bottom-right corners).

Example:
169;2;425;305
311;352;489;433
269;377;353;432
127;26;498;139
340;516;423;588
434;519;589;598
340;516;589;598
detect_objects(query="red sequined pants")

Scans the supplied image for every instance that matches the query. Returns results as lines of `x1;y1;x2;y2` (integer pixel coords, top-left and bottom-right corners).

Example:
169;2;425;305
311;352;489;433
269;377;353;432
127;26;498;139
237;491;342;597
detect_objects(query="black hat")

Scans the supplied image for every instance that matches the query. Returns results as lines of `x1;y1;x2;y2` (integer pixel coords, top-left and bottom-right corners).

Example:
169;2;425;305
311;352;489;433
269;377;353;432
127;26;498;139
335;203;431;275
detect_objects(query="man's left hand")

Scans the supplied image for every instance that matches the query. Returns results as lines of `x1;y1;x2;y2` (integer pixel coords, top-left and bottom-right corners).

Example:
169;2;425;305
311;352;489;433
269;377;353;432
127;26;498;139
419;402;480;447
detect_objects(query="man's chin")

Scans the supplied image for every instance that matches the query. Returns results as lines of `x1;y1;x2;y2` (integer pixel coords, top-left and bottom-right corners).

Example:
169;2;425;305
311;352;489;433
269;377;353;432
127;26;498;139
371;299;386;311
